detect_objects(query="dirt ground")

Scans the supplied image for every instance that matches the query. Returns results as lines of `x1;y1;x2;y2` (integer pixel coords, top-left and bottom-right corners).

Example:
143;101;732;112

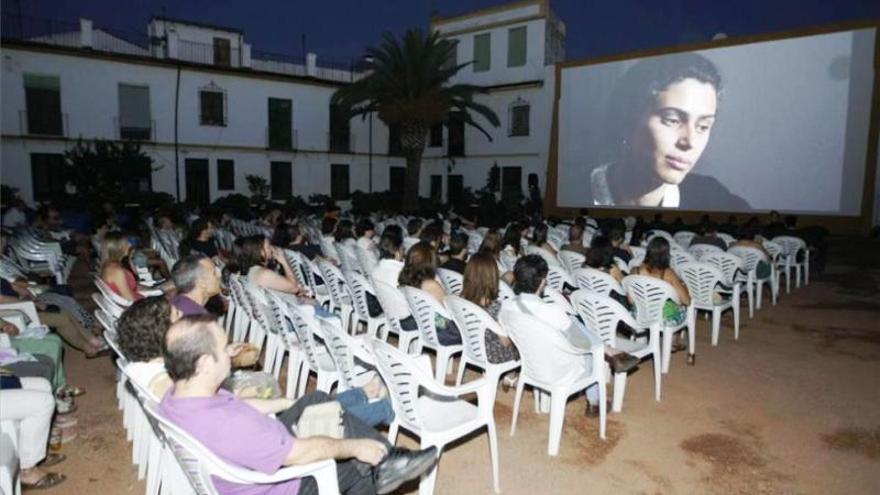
42;237;880;494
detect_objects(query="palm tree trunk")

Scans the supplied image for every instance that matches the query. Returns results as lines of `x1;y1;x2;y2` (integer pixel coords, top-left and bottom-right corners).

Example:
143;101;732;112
403;147;424;212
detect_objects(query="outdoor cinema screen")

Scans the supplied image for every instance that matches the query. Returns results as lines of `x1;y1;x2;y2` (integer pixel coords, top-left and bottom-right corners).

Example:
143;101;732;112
555;27;877;214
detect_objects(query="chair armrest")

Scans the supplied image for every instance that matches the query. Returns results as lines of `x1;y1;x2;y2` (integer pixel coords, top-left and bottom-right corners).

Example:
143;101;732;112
0;301;40;326
419;376;490;398
246;459;337;484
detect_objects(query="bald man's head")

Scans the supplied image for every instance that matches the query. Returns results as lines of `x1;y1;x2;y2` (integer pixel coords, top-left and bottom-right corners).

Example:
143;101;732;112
163;314;225;382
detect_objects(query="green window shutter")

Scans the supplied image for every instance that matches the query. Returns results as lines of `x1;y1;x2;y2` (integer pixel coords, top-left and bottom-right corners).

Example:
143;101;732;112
473;33;490;72
508;26;527;67
24;74;60;90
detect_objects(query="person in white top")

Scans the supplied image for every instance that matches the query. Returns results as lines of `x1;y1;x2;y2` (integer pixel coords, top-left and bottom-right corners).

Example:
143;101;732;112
1;194;27;229
501;255;639;416
356;218;380;269
371;225;405;289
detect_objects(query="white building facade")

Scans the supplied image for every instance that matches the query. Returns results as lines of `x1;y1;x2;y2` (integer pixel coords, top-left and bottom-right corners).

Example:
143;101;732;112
1;0;564;207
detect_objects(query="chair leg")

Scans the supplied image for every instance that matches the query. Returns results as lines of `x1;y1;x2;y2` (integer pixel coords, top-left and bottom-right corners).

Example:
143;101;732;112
598;375;607;440
756;281;764;310
297;364;311;398
285;356;300;400
746;280;754;318
434;351;449;383
733;301;740;341
711;309;721;346
418;440;442;495
487;421;500;494
510;379;525;437
652;340;662;402
612;371;627;413
548;392;567;456
661;330;673;374
455;358;468;386
387;420;399;445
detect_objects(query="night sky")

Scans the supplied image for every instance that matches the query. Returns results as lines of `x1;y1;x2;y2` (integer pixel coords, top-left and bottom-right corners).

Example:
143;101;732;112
4;0;879;65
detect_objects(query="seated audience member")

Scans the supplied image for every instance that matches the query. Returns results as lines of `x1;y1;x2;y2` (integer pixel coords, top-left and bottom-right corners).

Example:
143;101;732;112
478;231;515;284
440;232;469;275
499;255;606;415
398;242;461;345
608;225;632;264
418;221;445;251
334;219;358;250
529;223;557;256
1;321;56;386
235;235;309;297
356;219;380;259
560;223;589;256
689;224;727;251
371;226;405;289
180;218;220;260
0;317;83;398
500;223;524;258
461;253;519;366
321;217;338;243
1;264;106;360
272;223;322;260
1;193;27;229
159;315;437;494
403;219;422;251
585;236;625;284
0;376;66;489
171;254;221;316
718;216;739;236
630;237;694;365
100;232;146;302
118;297;393;427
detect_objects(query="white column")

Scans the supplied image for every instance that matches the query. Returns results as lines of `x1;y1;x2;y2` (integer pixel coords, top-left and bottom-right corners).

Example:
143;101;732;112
241;43;252;68
166;32;179;59
79;18;93;48
306;52;317;77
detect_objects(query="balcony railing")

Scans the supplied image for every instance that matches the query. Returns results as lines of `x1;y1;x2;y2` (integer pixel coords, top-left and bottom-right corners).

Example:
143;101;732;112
114;116;156;141
266;128;298;150
18;110;68;137
328;131;355;153
177;39;241;67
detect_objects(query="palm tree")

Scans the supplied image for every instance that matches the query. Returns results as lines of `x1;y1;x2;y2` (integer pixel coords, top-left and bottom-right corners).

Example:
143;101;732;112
332;28;500;212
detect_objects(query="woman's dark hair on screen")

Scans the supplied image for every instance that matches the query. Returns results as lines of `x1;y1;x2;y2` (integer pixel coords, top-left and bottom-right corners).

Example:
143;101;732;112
606;52;723;161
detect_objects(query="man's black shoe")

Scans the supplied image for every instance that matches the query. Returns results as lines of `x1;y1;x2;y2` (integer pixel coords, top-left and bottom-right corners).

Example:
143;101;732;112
374;446;439;494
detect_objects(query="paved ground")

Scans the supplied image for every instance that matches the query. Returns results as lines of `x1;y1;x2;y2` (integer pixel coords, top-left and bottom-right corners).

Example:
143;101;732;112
42;237;880;494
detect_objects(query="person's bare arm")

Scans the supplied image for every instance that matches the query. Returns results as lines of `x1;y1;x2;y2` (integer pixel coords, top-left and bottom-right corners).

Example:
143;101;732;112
422;279;446;303
254;267;302;295
284;437;387;466
666;272;691;306
242;398;295;415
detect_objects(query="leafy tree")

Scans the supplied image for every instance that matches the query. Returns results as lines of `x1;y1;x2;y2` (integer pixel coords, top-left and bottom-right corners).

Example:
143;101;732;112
63;138;158;203
332;29;499;211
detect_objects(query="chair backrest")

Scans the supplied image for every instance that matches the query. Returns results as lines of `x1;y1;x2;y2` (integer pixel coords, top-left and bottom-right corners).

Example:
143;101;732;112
569;290;641;348
646;230;674;244
372;280;410;324
622;275;680;327
354;245;378;276
317;260;351;310
571;267;625;297
335;244;362;275
371;339;428;430
436;268;463;296
717;232;735;247
541;287;575;316
702;252;744;285
346;270;379;323
688;243;724;260
282;249;311;291
557;250;585;274
546;264;575;293
677;262;724;307
499;308;589;386
321;319;373;392
524;244;560;267
319;237;340;263
241;280;275;335
771;236;806;260
446;295;501;366
280;299;333;373
728;246;767;275
262;290;300;347
669;249;696;270
673;231;697;248
401;286;450;348
762;240;783;262
91;292;125;319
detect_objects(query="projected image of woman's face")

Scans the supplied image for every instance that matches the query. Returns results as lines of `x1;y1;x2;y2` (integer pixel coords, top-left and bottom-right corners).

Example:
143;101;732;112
632;78;717;185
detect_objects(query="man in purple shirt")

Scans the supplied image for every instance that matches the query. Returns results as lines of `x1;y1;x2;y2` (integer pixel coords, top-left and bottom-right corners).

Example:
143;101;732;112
171;254;219;316
159;315;437;495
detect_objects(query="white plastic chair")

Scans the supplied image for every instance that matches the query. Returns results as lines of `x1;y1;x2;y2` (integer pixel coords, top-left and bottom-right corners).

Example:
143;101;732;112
436;268;463;296
569;291;660;412
344;271;385;338
446;295;520;406
622;275;695;374
278;301;340;398
500;309;606;455
557;250;585;274
728;246;776;314
546;264;575;293
372;340;500;495
524;245;560;267
497;279;515;301
401;286;463;382
688;243;724;260
0;419;19;495
677;262;740;346
772;235;810;291
673;231;696;248
703;251;749;318
316;260;354;334
572;267;625;298
142;401;339;495
371;281;420;353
